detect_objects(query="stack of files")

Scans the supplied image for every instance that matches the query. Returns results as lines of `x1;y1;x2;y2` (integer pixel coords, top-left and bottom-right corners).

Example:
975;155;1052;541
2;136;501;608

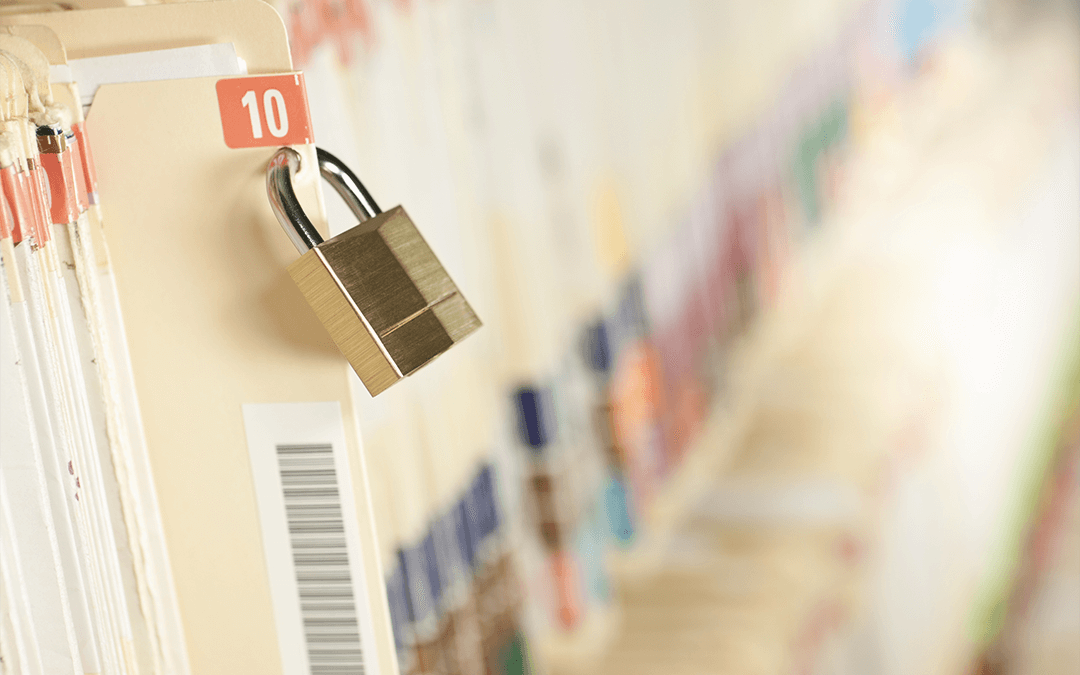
0;28;190;674
1;2;400;674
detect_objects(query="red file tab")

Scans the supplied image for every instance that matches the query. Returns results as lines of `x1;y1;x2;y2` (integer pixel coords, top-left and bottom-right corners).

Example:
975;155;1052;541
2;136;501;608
40;150;80;225
216;73;313;149
0;166;25;243
72;122;96;206
0;181;13;241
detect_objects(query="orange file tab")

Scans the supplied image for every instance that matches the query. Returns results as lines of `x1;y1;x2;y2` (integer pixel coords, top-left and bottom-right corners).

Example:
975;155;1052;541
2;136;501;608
216;73;313;149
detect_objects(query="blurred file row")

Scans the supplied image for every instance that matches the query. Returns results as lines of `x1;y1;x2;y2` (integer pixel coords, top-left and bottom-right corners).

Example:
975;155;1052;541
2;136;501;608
291;0;880;671
289;0;1079;673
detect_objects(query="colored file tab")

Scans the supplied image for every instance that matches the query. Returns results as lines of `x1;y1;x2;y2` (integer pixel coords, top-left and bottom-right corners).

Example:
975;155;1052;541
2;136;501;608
216;73;313;149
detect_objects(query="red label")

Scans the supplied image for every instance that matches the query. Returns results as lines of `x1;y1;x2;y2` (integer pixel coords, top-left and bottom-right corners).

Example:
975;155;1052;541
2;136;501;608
41;150;80;225
550;551;583;629
0;166;24;243
216;73;313;149
72;122;99;204
286;0;373;68
0;181;12;241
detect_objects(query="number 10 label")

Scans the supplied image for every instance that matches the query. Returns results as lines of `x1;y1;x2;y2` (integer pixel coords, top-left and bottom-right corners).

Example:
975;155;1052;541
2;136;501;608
216;73;313;149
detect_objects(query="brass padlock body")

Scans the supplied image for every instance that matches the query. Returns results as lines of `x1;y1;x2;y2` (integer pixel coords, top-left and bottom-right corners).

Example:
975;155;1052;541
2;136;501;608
289;205;480;396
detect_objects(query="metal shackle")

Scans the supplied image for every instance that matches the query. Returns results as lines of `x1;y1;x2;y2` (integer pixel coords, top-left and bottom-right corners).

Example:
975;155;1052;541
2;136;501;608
266;146;383;254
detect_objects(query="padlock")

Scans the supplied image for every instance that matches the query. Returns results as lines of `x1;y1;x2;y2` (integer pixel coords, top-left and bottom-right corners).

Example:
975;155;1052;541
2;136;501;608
267;147;480;396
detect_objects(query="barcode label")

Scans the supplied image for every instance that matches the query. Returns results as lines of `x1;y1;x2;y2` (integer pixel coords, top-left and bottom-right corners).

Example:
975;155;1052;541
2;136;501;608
243;402;381;675
278;444;364;674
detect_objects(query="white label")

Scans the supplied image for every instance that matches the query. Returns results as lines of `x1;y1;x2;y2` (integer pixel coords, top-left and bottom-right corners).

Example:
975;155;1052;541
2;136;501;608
243;402;378;675
70;43;245;115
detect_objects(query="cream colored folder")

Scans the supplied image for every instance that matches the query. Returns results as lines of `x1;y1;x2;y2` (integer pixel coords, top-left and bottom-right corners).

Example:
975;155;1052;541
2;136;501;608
1;2;397;674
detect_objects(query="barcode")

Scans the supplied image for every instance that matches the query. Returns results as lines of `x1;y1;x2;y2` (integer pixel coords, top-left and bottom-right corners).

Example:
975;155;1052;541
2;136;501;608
277;444;365;675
